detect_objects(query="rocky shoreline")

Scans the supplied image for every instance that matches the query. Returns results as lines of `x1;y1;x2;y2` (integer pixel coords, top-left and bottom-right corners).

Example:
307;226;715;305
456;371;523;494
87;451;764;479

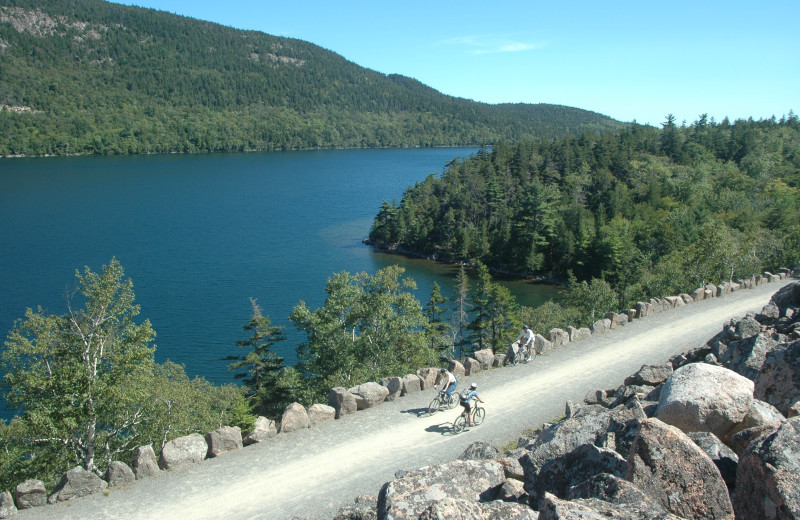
332;281;800;520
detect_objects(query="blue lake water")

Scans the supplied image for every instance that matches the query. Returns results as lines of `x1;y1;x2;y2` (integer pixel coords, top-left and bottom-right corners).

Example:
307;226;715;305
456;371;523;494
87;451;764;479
1;148;559;418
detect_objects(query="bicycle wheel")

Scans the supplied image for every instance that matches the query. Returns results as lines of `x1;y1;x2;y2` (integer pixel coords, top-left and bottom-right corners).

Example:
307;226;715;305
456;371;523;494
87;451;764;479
473;407;485;426
452;413;467;434
447;393;459;409
512;351;520;365
428;396;441;415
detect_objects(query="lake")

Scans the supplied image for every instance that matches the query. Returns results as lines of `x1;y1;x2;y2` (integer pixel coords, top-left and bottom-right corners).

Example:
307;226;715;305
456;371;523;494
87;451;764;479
0;148;559;416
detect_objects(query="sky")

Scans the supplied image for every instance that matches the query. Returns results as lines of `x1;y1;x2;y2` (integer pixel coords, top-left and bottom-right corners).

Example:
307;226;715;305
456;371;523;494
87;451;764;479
113;0;799;127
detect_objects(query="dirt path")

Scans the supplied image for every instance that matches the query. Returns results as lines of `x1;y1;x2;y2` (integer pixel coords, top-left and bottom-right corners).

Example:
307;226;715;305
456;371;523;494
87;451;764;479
17;278;794;520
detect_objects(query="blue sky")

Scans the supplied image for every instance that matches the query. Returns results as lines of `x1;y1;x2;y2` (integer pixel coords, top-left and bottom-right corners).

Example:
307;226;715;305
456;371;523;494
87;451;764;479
115;0;798;127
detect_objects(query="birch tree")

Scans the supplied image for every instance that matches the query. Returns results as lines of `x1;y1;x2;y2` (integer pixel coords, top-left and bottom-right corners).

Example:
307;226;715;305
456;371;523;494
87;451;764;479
2;258;155;476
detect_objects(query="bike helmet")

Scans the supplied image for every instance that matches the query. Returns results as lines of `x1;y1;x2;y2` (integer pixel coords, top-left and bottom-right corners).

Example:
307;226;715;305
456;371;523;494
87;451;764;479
440;368;447;374
470;383;477;389
522;325;529;329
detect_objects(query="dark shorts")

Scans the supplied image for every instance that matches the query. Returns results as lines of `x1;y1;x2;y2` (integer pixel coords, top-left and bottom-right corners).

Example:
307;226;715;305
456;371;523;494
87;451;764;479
461;400;472;412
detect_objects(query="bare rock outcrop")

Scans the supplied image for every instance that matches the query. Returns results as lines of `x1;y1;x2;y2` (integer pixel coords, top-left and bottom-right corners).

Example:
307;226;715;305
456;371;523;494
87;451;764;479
567;472;678;518
333;495;377;520
755;340;800;417
686;431;738;488
655;362;754;441
447;359;465;378
520;399;646;482
534;334;552;355
417;497;537;519
377;459;505;519
458;441;500;461
463;357;482;375
627;418;734;519
733;417;800;520
624;363;673;386
528;443;628;503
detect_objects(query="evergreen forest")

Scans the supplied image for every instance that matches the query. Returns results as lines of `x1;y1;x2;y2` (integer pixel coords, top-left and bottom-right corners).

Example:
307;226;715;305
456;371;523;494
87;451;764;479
369;115;800;311
0;0;622;156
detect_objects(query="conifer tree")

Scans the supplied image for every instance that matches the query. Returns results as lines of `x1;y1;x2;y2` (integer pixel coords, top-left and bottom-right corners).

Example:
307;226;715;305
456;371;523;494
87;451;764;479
453;266;470;355
424;282;453;361
226;298;288;417
466;262;493;352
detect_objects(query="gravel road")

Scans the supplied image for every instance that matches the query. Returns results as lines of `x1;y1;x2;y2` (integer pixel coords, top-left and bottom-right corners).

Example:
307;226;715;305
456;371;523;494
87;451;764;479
15;278;794;520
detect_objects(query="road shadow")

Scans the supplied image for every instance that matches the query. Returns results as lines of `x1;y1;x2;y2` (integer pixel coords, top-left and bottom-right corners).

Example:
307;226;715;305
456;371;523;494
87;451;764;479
424;422;453;436
400;407;431;417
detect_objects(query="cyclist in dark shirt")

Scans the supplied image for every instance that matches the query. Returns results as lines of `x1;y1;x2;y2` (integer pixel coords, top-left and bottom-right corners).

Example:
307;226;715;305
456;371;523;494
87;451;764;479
460;382;484;428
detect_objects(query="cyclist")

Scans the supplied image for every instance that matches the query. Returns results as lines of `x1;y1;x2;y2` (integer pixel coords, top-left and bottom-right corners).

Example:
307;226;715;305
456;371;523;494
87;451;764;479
460;383;484;428
440;367;458;398
516;325;535;362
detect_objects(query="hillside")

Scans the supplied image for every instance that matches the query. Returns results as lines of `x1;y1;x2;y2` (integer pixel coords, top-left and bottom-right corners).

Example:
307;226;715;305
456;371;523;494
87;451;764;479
0;0;624;156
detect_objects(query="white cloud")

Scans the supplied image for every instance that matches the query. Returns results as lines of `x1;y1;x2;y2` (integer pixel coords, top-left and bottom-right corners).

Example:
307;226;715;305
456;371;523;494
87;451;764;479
438;35;544;55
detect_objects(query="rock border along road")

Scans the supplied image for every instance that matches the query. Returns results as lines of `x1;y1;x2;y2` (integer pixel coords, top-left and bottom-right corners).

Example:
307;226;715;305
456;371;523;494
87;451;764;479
17;277;795;520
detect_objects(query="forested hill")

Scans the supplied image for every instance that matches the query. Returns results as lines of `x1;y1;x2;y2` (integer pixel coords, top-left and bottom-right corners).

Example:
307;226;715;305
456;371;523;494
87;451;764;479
0;0;623;156
369;115;800;310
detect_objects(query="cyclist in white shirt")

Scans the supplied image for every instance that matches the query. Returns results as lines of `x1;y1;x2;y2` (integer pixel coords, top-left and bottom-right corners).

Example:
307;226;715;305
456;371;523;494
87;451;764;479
516;325;535;361
440;368;458;397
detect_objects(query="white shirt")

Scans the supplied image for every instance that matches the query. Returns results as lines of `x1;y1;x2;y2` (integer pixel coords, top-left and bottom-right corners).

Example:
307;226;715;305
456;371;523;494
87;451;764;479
517;328;534;345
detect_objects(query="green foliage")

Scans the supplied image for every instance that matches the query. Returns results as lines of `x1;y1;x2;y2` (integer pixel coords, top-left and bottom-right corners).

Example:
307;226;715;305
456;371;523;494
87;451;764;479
466;262;493;351
452;266;470;349
290;266;437;402
518;301;579;337
0;259;252;490
564;273;619;327
1;258;155;478
424;282;454;362
370;115;800;303
465;262;520;352
0;0;623;156
225;297;290;418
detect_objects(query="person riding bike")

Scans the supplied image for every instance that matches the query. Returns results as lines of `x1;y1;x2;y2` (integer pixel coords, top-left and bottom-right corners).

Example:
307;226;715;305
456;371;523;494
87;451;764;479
516;325;535;362
460;382;484;428
440;368;458;398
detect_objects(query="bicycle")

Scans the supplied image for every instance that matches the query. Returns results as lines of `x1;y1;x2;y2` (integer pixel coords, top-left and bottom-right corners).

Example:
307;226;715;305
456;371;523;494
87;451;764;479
428;388;459;415
452;403;485;433
508;340;534;365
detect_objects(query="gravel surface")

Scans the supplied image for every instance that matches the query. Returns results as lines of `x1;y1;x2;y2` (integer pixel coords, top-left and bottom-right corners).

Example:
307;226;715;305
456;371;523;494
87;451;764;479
14;277;795;520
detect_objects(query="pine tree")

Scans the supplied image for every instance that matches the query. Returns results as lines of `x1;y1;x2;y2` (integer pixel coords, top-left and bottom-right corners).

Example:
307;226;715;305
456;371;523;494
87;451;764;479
466;262;492;352
453;266;470;354
226;298;287;417
424;282;453;361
